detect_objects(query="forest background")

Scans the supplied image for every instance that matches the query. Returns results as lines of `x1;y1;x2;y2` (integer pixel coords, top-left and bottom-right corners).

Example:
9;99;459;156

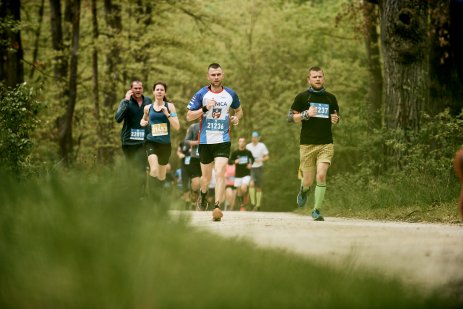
1;0;463;219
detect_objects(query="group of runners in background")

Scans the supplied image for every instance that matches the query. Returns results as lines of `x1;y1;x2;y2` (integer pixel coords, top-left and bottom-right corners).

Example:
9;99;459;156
178;127;269;212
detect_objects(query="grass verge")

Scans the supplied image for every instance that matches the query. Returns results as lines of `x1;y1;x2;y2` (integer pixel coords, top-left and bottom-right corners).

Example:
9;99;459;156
294;172;462;224
0;170;459;308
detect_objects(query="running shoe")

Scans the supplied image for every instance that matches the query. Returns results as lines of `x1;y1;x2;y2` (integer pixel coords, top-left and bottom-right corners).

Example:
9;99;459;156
297;187;308;207
311;209;324;221
212;204;223;221
196;194;209;211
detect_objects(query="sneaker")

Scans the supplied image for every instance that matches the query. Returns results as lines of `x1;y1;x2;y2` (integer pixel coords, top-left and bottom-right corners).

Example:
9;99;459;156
297;187;308;207
311;209;324;221
212;205;223;221
196;194;209;211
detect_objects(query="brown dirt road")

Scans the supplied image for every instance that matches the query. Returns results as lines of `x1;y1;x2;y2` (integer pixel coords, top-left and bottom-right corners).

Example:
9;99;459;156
176;210;463;295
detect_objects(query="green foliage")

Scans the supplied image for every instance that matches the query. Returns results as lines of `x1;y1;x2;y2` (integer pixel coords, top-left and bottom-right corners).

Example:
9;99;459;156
384;110;463;176
0;170;456;308
316;110;463;222
0;14;20;49
0;83;40;174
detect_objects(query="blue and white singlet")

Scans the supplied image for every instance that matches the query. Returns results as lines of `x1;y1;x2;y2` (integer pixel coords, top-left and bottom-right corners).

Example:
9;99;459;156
187;86;240;144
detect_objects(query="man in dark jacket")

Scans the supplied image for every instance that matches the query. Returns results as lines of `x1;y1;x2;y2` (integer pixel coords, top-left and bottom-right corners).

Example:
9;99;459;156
115;80;152;173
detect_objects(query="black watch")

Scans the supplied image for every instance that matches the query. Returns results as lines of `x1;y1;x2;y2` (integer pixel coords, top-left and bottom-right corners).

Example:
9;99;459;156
202;106;208;113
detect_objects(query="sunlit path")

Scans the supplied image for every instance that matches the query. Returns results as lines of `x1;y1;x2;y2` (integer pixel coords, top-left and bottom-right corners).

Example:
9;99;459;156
172;210;463;295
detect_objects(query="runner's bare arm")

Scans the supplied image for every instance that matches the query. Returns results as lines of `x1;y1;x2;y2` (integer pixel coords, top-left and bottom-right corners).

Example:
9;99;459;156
166;103;180;131
288;106;316;123
140;105;149;127
230;106;243;125
187;108;203;122
288;109;302;123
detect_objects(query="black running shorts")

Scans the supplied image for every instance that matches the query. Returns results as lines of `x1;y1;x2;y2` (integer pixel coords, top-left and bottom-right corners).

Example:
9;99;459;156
145;141;172;165
185;157;202;178
198;142;231;164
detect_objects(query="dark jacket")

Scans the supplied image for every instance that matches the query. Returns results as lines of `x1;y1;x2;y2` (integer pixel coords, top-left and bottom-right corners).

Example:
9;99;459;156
115;95;152;145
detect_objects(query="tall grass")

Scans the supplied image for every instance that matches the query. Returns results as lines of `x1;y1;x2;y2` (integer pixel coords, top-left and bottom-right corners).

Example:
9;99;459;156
319;169;461;223
0;169;458;308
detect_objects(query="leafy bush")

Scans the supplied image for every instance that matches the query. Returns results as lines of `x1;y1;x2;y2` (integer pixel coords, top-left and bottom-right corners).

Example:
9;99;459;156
0;83;40;174
321;110;463;220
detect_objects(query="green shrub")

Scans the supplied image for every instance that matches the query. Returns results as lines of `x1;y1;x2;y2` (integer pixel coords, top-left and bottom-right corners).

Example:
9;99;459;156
319;110;463;221
0;83;40;174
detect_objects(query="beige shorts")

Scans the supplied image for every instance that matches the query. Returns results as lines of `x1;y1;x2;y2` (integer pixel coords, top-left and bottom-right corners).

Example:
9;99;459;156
299;144;334;173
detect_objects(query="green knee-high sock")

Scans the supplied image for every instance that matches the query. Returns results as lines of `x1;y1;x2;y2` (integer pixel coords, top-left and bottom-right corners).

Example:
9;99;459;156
249;187;256;205
256;191;262;207
314;183;326;210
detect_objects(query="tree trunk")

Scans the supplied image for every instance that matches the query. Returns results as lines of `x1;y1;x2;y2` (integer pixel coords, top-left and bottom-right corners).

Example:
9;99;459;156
30;0;45;79
49;0;67;82
0;0;24;87
379;0;429;131
59;0;81;166
103;0;122;113
450;0;463;83
91;0;100;123
428;0;463;116
97;0;123;163
362;0;383;131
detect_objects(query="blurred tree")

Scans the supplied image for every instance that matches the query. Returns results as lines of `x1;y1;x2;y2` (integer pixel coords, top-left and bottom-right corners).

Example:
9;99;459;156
428;0;463;116
97;0;123;163
362;0;383;130
49;0;68;85
58;0;81;165
29;0;45;79
91;0;102;150
450;0;463;82
336;0;383;131
0;0;24;87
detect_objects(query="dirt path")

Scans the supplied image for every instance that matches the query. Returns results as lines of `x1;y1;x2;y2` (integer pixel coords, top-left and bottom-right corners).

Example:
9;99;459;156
177;211;463;294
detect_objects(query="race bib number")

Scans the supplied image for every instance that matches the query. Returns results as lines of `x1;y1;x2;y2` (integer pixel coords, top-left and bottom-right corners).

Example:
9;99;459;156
185;156;191;165
239;156;248;164
310;103;330;118
205;119;226;132
130;129;144;140
151;123;168;136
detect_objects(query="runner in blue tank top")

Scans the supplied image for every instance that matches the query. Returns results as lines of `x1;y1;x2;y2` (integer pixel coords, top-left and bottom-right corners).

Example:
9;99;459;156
186;63;243;221
141;81;180;202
